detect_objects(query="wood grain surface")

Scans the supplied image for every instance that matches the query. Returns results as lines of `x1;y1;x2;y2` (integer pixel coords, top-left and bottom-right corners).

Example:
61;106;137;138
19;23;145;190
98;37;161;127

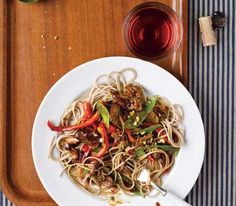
0;0;188;205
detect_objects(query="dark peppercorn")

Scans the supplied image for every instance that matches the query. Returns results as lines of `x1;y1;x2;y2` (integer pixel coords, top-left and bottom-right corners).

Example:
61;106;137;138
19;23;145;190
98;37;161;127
212;11;226;29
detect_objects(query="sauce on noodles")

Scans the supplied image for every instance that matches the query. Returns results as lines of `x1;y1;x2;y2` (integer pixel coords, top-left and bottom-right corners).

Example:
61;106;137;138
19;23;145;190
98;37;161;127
47;68;184;197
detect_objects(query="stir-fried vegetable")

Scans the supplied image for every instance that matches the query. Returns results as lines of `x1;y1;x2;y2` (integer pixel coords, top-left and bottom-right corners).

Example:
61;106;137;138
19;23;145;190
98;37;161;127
133;190;146;198
109;125;116;134
126;129;136;143
135;148;146;157
83;102;93;118
96;102;110;128
94;123;109;158
81;102;97;129
81;144;91;160
94;147;100;153
124;96;157;129
138;124;162;135
140;144;180;151
83;168;91;175
156;145;180;153
81;144;91;153
47;112;99;132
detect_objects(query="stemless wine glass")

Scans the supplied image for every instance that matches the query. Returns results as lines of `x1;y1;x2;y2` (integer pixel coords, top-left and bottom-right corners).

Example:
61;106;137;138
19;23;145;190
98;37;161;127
122;2;183;59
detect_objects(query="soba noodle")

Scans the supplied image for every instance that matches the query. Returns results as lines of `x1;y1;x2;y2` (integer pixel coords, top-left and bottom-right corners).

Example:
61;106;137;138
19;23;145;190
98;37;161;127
48;68;184;197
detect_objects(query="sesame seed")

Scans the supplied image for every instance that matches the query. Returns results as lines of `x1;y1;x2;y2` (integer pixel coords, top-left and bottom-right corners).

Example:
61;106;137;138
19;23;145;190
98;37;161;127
54;35;58;40
42;46;46;49
68;46;72;50
41;34;45;39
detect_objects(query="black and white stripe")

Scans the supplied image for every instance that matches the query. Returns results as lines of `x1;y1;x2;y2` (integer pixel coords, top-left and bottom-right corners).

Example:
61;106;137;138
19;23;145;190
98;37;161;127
187;0;236;206
0;0;236;205
0;192;13;206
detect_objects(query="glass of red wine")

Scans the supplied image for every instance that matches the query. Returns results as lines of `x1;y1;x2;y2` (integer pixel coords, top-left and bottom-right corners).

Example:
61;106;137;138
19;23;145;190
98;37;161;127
123;2;183;59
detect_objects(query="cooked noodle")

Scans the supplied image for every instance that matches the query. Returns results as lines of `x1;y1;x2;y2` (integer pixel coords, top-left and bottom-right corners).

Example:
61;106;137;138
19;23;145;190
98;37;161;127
48;68;184;197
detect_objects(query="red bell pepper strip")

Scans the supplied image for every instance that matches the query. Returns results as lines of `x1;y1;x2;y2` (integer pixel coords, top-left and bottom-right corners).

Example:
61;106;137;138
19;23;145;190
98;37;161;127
126;129;136;143
94;123;109;158
81;144;90;153
81;102;93;122
82;102;97;129
83;102;93;117
47;112;99;132
109;125;117;146
91;123;97;130
81;144;91;161
109;125;116;134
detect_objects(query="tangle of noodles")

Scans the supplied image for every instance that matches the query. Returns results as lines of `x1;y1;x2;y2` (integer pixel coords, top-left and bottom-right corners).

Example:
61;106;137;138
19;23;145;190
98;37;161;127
48;68;184;197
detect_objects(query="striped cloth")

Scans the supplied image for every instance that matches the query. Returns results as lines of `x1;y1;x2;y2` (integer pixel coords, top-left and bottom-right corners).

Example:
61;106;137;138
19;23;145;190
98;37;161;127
1;0;236;205
186;0;236;206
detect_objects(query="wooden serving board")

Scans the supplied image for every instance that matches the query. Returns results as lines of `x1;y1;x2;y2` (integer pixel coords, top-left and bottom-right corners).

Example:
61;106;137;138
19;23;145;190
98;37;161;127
0;0;188;205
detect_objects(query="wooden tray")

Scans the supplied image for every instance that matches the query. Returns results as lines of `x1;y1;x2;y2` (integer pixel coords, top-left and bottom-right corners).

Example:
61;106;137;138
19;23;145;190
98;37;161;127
0;0;188;205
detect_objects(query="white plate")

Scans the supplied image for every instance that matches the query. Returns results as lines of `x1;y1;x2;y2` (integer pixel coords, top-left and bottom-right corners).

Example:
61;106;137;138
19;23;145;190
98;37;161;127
32;56;205;206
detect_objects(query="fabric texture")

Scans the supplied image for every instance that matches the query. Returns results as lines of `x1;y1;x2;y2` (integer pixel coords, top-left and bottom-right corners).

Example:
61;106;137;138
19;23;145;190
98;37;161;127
186;0;236;205
1;0;236;205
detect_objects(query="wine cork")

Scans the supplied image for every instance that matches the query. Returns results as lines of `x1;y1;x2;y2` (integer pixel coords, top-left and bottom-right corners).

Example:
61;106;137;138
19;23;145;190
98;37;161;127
199;16;216;47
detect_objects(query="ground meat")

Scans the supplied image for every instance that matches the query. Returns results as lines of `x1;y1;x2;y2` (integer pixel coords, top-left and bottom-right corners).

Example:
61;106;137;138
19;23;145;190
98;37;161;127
124;84;144;111
76;127;100;149
146;111;159;123
111;84;145;112
111;131;129;146
112;91;128;108
146;103;169;123
111;131;124;141
103;100;113;111
124;84;144;99
110;103;122;127
153;104;169;120
129;98;143;111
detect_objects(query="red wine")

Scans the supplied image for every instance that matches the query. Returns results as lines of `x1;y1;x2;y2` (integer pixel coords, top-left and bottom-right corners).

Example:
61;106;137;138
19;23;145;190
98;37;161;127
123;3;182;59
